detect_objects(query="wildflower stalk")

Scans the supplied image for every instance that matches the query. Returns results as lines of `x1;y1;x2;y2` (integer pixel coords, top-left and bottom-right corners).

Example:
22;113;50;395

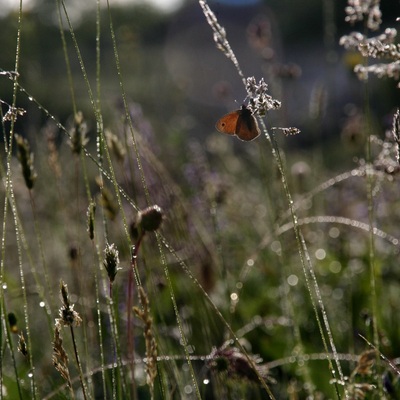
57;280;88;400
127;206;163;397
200;0;346;396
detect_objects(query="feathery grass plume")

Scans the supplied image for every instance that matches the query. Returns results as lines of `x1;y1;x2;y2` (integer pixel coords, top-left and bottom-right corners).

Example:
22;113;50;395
86;200;96;240
133;286;158;397
272;127;301;136
14;133;37;189
57;280;82;328
105;129;126;162
340;1;400;87
52;323;73;389
199;0;243;76
206;344;273;385
103;243;120;284
96;176;119;221
18;332;28;357
246;77;281;116
344;0;382;30
7;312;18;333
69;111;89;154
392;109;400;164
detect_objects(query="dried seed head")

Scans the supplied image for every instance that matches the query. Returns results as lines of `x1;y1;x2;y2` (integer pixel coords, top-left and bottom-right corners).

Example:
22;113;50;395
52;324;72;387
207;345;272;384
69;111;89;154
137;205;164;233
354;349;377;375
57;280;82;327
87;200;96;240
105;129;126;162
103;243;121;283
14;134;37;189
246;77;281;116
60;280;70;308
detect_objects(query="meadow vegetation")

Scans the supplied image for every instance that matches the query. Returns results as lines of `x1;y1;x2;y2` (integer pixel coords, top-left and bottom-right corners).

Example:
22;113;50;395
1;0;400;398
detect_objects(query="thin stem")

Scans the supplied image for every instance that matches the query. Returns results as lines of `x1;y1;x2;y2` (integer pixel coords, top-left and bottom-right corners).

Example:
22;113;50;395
69;325;89;400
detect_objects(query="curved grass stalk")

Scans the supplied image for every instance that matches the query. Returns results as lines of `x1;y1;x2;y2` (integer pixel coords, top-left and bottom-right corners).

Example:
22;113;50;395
199;0;346;396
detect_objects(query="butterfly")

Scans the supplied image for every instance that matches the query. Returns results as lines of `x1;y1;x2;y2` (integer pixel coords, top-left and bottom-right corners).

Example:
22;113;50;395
215;104;260;141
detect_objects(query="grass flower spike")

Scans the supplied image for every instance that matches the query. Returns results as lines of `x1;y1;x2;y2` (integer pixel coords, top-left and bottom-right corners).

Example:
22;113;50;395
103;243;121;283
69;111;89;154
14;133;37;189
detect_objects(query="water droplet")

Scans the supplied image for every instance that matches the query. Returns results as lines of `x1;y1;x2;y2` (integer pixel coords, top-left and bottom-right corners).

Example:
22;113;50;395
287;274;298;286
2;283;7;290
28;96;33;101
184;385;193;394
39;301;45;308
203;379;210;385
315;248;326;260
230;292;238;302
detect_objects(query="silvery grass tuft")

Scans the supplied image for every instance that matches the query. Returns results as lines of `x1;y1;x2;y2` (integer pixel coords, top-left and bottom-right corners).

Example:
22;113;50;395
344;0;382;30
340;0;400;87
246;77;281;116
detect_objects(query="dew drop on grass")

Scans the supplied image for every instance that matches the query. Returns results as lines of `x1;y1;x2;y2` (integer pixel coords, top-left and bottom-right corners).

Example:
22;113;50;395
203;379;210;385
39;301;45;308
28;96;33;102
2;283;7;290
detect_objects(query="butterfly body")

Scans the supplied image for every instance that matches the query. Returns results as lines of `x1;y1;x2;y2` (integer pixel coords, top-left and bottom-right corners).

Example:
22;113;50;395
215;105;260;141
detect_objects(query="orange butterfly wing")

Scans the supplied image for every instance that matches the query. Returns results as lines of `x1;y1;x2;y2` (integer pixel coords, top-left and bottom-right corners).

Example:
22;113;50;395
215;110;241;136
215;105;260;141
